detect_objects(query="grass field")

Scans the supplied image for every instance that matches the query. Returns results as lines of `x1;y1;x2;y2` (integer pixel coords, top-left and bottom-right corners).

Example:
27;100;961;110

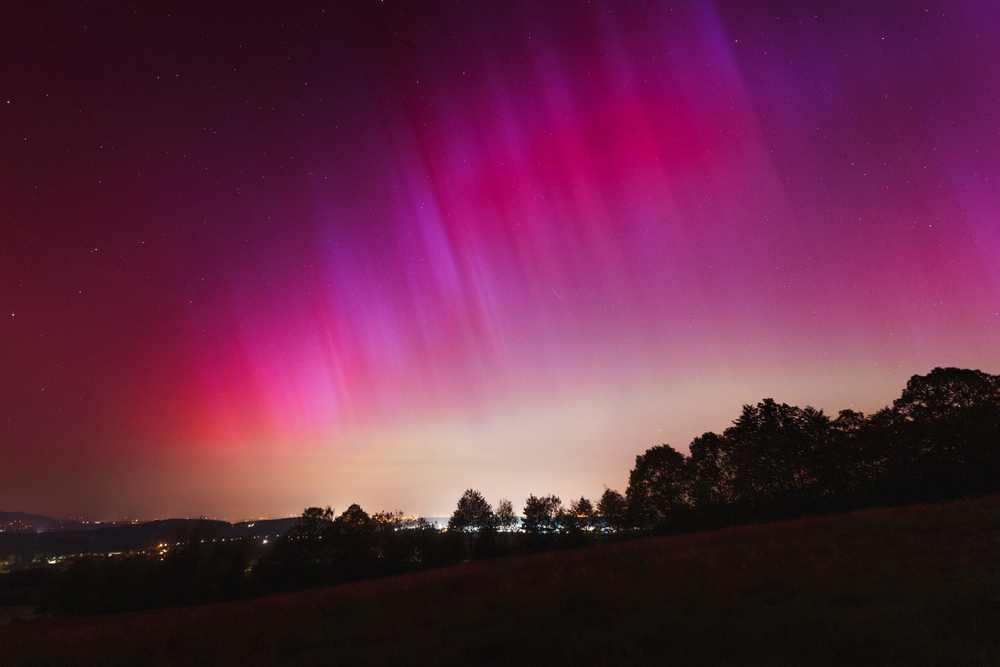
3;496;999;666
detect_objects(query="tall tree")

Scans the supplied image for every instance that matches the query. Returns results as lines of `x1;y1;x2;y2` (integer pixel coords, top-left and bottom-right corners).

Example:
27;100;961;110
885;368;1000;499
721;399;831;509
521;495;562;535
686;432;733;508
448;489;495;533
289;506;335;540
495;499;518;532
626;444;689;528
597;488;628;532
893;367;1000;422
562;497;597;534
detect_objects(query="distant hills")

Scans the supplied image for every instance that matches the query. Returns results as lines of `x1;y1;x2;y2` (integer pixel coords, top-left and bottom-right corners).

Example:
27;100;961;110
0;511;453;563
0;511;300;560
0;511;90;533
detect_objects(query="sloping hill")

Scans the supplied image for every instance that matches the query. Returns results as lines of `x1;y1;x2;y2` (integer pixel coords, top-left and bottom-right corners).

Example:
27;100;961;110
3;496;999;666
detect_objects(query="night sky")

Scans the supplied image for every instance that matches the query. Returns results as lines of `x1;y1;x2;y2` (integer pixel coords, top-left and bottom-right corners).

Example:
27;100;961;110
2;0;998;521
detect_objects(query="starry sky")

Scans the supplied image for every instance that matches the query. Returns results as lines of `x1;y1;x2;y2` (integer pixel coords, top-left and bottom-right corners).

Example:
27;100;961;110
2;0;999;521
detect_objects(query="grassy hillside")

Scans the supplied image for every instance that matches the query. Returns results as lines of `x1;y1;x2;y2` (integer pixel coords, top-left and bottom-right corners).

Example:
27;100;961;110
3;496;999;666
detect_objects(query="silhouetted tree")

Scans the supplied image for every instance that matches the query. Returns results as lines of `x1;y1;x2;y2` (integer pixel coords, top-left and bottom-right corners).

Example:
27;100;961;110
369;510;413;565
720;400;832;518
330;504;380;578
883;367;1000;501
288;506;335;540
824;409;873;505
562;497;597;533
522;495;562;535
686;432;733;507
597;488;628;533
448;489;495;533
895;367;1000;421
259;506;342;590
336;504;372;532
495;499;518;532
556;497;596;546
626;444;689;528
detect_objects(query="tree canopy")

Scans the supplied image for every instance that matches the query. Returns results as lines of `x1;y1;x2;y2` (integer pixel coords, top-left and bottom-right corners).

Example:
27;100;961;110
448;489;495;533
620;368;1000;531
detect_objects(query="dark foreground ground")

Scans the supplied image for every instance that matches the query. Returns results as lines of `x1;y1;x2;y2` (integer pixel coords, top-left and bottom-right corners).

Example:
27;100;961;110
2;496;999;666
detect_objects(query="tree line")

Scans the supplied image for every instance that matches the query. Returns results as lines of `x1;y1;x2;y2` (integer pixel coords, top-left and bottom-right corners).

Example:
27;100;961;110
38;367;1000;614
625;366;1000;532
445;367;1000;540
